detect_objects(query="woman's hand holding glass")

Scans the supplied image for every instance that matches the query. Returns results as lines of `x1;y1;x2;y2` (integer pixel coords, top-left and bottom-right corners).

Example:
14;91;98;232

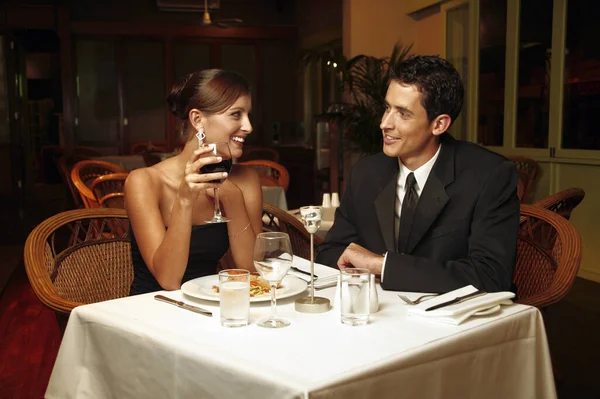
178;146;228;205
200;142;233;223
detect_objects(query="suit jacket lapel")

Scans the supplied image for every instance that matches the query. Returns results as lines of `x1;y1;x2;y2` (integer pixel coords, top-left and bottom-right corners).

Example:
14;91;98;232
374;158;398;252
406;134;456;253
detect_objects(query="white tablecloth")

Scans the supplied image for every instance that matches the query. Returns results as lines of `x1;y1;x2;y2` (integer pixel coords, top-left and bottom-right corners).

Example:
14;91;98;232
262;186;288;210
46;262;556;399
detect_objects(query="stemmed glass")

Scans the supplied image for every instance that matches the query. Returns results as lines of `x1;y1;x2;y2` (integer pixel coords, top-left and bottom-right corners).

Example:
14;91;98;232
200;141;233;223
253;232;293;328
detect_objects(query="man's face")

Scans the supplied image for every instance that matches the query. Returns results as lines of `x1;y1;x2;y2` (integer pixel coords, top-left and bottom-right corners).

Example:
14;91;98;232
380;82;439;169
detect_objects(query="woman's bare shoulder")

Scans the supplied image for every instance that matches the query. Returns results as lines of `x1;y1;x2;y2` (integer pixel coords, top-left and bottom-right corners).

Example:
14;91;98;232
231;163;260;186
125;165;167;195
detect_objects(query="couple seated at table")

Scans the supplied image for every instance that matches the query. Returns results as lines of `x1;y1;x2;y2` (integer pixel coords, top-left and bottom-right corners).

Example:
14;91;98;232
316;55;520;295
126;57;519;297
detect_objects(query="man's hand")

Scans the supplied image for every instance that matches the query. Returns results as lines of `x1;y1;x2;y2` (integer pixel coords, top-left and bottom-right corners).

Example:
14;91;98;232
337;243;384;275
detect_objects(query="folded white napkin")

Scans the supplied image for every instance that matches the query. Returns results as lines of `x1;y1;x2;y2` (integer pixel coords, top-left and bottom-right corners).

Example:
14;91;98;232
290;256;339;289
407;285;515;325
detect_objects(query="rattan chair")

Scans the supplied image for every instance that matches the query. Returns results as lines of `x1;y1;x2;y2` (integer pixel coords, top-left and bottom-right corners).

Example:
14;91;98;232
71;160;127;208
23;208;133;332
91;172;129;209
515;204;582;309
262;202;321;259
58;155;86;209
533;188;585;220
240;160;290;191
56;149;103;209
509;156;538;203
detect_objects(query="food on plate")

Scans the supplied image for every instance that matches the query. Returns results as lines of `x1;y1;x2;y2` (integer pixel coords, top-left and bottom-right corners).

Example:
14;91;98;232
212;273;280;297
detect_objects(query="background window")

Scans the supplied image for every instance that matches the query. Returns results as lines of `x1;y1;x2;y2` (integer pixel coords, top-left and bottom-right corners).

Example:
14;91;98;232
478;0;507;146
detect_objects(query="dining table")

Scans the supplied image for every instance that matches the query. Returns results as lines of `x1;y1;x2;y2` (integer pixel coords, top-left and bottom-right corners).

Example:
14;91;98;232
45;259;556;399
262;185;288;210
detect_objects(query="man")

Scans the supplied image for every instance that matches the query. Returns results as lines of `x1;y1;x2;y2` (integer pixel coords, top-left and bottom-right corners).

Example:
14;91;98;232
315;55;520;293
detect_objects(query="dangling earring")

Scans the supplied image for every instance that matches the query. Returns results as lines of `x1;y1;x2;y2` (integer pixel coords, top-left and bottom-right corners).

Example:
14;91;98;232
195;127;205;147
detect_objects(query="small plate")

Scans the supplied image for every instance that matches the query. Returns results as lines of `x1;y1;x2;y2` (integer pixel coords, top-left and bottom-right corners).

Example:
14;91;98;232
181;274;307;303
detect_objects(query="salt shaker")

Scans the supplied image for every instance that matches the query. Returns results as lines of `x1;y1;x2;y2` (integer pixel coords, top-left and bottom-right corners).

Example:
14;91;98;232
369;274;379;313
331;192;340;208
322;193;331;208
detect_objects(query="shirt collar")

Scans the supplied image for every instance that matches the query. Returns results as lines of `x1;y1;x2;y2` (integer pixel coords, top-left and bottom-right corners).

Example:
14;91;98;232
397;143;442;192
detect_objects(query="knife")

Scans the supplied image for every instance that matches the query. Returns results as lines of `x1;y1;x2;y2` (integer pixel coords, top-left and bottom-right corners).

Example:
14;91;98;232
291;266;318;279
424;290;487;312
154;295;212;317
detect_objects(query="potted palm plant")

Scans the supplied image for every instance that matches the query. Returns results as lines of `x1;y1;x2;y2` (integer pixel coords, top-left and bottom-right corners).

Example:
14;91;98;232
331;41;414;154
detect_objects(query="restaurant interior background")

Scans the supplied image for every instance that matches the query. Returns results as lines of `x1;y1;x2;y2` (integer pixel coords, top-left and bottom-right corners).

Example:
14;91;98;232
0;0;599;286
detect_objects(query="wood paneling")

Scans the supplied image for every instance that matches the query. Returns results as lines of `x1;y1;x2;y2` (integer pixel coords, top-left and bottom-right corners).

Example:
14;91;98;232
2;5;56;30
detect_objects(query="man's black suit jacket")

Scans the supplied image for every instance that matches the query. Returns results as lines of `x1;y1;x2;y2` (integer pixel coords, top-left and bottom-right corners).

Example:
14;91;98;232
315;134;520;293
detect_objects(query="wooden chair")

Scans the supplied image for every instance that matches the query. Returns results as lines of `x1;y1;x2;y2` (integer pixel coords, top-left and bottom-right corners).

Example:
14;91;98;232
23;208;133;333
71;160;127;208
533;188;585;220
509;156;538;203
91;172;129;209
131;141;168;155
262;202;321;259
239;146;280;162
515;204;582;309
239;160;290;191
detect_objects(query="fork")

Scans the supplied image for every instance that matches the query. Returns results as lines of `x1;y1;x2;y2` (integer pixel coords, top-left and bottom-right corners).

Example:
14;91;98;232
397;293;440;305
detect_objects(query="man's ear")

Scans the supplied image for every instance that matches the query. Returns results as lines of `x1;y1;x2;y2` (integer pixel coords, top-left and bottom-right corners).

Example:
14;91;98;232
431;114;452;136
188;108;204;131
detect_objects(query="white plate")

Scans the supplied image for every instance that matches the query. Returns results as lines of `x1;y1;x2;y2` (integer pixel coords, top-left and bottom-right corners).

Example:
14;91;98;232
181;274;307;303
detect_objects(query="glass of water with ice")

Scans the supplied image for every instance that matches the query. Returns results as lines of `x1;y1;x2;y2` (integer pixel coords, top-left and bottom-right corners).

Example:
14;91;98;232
219;269;250;328
340;268;370;326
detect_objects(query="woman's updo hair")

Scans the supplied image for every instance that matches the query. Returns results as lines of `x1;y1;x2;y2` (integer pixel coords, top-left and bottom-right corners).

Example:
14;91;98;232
167;69;250;136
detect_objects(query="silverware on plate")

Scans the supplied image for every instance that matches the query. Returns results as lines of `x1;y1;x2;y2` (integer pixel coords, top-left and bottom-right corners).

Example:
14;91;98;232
424;290;487;312
154;295;212;317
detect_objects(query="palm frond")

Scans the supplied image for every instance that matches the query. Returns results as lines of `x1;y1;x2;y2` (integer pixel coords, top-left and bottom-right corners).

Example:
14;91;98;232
337;41;413;154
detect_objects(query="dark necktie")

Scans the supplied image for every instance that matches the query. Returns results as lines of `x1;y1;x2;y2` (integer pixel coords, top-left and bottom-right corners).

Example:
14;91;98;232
397;172;418;253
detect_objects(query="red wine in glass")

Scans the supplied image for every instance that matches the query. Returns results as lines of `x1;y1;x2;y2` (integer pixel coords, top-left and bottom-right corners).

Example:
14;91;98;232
201;141;232;223
200;159;233;183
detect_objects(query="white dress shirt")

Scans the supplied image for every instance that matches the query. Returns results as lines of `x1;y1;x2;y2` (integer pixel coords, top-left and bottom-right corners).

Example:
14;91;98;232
382;144;442;279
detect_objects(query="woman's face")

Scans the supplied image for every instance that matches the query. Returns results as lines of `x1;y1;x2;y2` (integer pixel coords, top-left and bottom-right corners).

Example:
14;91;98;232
203;94;252;159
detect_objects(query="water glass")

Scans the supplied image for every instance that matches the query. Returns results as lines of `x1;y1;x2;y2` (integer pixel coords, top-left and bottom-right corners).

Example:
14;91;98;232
340;268;370;326
219;269;250;327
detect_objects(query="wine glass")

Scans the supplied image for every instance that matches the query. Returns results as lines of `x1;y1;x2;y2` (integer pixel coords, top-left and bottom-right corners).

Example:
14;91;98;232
200;141;233;223
253;232;293;328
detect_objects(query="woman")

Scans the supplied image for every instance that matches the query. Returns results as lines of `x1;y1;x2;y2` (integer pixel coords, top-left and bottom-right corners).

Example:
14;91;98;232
125;69;262;295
